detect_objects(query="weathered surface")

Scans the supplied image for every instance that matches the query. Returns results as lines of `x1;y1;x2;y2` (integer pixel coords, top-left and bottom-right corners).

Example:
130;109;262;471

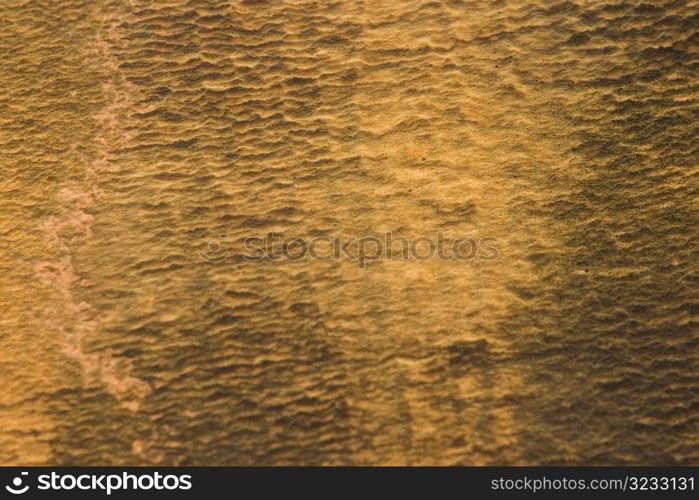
1;0;697;464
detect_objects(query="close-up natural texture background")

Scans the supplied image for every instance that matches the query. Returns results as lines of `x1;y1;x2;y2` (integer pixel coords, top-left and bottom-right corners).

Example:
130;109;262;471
1;0;697;465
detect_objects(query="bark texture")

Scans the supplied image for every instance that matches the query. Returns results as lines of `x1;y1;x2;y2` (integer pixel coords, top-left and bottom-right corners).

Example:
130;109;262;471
1;0;697;465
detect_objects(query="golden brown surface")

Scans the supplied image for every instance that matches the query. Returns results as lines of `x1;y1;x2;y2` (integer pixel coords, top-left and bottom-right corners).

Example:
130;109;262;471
1;0;697;465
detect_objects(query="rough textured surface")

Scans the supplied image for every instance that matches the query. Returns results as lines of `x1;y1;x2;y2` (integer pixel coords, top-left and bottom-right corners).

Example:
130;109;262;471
1;0;697;465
